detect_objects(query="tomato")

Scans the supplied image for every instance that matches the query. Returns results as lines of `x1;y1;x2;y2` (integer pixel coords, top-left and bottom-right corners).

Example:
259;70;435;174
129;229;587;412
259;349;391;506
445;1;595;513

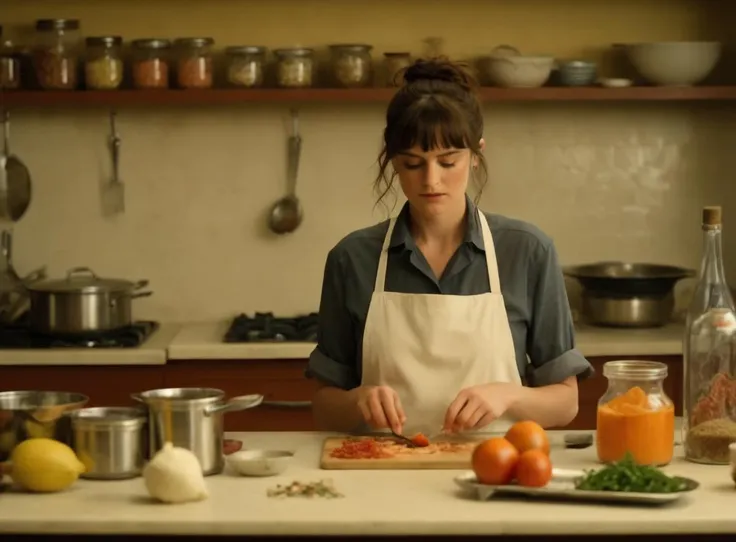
515;449;553;488
410;433;430;447
505;420;550;455
471;437;520;486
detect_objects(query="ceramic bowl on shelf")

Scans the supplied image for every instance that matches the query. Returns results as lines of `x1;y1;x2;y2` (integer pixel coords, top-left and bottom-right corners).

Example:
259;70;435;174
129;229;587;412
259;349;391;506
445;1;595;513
624;41;722;86
226;449;294;477
557;60;597;87
481;47;555;88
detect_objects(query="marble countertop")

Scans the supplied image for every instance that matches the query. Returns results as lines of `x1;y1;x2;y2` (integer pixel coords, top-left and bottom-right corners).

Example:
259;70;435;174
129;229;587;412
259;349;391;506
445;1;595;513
167;320;684;361
0;323;181;366
0;430;731;536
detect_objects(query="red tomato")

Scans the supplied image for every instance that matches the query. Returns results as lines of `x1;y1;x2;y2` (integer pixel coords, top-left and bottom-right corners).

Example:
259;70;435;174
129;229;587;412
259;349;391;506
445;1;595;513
471;437;520;486
515;449;553;488
410;433;430;447
505;420;550;455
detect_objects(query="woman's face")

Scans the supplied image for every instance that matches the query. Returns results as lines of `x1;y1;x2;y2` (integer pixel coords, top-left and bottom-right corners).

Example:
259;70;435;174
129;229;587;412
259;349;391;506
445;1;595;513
392;140;484;218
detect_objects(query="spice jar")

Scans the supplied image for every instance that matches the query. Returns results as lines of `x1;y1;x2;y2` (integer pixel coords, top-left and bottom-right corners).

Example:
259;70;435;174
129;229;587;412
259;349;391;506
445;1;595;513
131;39;171;90
32;18;81;90
0;27;21;90
225;46;266;88
84;36;123;90
384;52;411;87
596;360;675;466
274;48;314;88
174;37;214;89
329;44;373;88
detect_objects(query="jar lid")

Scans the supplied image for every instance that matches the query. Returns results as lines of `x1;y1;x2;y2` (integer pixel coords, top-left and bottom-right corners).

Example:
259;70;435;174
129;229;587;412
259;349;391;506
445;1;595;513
174;37;215;48
35;19;80;31
602;360;668;380
225;45;267;55
85;36;123;47
273;47;313;57
131;38;172;50
329;43;373;52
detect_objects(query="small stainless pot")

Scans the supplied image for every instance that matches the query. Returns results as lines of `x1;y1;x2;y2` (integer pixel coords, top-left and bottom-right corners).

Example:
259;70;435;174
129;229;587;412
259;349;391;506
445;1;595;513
69;406;148;480
132;388;264;476
27;266;153;334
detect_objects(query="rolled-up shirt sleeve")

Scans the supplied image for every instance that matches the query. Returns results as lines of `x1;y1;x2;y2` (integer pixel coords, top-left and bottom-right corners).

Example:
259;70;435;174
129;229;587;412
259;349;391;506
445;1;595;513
305;247;360;390
525;240;594;387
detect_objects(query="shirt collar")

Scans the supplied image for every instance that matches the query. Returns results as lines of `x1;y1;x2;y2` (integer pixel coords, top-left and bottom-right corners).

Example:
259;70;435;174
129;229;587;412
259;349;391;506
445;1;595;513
388;194;486;252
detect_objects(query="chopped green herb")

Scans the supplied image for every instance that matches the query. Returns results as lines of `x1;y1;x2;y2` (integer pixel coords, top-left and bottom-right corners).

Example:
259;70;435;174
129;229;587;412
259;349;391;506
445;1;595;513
575;453;688;493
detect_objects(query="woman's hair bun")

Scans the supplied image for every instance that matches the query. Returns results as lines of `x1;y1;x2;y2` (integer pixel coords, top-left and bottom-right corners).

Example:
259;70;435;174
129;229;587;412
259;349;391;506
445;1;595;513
402;57;477;92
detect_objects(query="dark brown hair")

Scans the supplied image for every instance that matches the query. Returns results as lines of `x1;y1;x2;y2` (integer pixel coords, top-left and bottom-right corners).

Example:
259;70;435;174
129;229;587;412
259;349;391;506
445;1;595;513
374;57;487;210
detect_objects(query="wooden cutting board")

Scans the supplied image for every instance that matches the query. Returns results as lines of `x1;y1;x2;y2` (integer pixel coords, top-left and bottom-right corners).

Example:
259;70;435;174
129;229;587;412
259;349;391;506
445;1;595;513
320;436;482;470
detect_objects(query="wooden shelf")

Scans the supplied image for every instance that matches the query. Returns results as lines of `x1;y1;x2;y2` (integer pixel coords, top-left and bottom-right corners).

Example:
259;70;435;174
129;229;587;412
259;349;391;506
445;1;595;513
2;86;736;108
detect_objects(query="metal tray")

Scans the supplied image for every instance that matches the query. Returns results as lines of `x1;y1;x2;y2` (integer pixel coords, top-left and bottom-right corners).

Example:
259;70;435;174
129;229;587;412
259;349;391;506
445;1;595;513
454;468;699;505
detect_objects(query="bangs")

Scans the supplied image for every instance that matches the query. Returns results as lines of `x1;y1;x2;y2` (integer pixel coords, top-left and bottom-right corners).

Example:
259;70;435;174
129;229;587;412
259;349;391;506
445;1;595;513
384;95;476;157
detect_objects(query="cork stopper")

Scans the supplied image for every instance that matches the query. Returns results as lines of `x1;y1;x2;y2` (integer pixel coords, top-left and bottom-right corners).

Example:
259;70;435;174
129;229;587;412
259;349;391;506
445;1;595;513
703;206;722;228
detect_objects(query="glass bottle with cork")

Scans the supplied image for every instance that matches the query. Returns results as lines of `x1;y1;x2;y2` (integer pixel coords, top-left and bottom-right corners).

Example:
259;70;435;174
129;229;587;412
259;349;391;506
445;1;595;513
683;205;736;464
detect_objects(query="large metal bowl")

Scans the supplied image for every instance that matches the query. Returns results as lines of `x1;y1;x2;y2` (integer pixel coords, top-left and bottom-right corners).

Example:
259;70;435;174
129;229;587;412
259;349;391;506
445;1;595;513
0;390;89;462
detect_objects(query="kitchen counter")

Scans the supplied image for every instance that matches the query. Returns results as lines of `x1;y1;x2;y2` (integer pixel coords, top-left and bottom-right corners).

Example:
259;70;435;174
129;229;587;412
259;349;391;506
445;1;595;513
167;321;684;360
0;430;732;537
0;323;181;366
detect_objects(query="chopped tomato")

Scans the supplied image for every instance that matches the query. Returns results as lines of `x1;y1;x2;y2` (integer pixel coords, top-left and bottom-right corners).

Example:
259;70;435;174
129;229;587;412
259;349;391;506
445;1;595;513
410;433;430;447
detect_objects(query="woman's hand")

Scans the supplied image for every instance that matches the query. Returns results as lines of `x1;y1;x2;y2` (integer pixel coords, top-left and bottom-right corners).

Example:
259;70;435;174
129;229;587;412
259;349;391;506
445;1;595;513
443;383;520;432
355;385;406;434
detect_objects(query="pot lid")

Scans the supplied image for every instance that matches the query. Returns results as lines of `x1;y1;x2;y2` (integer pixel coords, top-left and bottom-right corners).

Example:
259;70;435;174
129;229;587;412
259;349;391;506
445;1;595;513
28;266;141;293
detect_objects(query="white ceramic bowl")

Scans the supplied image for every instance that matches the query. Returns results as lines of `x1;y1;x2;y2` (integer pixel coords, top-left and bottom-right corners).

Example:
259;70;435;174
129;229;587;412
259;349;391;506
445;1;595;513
226;450;294;477
625;41;722;86
483;55;555;88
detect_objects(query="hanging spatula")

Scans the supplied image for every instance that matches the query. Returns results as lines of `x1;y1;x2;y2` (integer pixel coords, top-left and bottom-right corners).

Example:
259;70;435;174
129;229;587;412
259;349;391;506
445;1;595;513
103;110;124;215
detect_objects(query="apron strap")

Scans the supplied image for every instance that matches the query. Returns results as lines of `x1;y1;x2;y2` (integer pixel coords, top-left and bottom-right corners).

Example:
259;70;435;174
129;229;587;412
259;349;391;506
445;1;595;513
374;217;398;293
477;209;502;293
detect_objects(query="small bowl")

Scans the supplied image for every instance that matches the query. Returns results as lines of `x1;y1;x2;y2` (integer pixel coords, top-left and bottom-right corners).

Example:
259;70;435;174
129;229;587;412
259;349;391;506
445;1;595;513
557;60;597;87
226;450;294;477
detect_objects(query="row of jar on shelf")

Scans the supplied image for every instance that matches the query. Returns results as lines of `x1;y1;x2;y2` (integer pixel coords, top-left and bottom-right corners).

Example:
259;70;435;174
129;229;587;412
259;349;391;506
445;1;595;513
0;19;411;91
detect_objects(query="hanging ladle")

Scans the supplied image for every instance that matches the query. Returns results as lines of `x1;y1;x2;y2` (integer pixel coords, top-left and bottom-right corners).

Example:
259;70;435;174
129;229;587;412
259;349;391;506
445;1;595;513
268;109;303;235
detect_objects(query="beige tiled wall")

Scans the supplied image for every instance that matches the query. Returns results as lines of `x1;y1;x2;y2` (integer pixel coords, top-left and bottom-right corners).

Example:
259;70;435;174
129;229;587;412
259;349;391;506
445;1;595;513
4;0;736;322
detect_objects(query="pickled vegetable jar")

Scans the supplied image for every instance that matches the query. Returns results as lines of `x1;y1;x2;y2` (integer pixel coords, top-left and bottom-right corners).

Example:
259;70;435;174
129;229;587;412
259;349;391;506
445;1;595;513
225;46;266;88
131;39;171;90
32;18;81;90
84;36;123;90
174;37;214;89
596;360;674;466
329;44;373;88
274;48;314;88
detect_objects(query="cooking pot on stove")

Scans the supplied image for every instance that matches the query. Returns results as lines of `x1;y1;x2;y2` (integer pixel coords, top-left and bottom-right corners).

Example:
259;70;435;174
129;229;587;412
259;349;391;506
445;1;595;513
26;266;153;335
564;262;696;328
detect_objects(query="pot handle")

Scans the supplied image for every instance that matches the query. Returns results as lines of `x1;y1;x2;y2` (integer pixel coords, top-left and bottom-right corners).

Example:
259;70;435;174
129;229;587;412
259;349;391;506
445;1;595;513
133;280;149;290
130;291;153;299
204;394;264;416
66;266;98;281
130;392;143;403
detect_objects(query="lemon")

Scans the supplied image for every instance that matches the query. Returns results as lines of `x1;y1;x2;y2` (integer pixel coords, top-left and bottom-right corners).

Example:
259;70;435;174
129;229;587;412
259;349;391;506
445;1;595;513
9;438;86;493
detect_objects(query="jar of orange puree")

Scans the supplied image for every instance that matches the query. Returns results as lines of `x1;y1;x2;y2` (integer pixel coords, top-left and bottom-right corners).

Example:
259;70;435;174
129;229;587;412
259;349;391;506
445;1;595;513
596;360;675;466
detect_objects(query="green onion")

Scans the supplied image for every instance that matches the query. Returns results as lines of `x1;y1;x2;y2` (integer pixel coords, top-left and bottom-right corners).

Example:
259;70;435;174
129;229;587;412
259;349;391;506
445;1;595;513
574;453;688;493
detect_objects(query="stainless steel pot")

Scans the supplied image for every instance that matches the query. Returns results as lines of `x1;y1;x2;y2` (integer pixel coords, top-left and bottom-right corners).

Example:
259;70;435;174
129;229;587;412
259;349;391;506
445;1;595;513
27;266;152;334
131;388;264;476
564;262;696;328
69;406;147;480
0;390;89;462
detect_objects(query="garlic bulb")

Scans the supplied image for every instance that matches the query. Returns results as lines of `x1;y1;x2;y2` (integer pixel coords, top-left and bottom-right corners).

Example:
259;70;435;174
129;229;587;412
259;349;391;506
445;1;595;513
142;443;209;504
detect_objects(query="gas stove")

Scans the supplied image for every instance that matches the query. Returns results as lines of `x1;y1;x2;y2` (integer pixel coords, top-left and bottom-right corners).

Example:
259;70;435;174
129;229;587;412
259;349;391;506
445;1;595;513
224;312;318;342
0;318;160;348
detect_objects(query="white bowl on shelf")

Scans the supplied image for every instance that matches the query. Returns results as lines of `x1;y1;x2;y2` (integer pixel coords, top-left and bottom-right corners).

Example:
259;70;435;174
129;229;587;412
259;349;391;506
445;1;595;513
226;450;294;477
624;41;722;86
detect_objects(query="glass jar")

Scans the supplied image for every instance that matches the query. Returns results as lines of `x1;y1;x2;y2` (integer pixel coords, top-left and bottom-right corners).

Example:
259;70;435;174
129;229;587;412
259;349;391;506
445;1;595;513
0;26;21;90
174;37;214;89
32;18;81;90
683;206;736;465
384;52;411;87
596;360;675;466
329;44;373;88
131;39;171;90
274;48;314;88
225;46;266;88
84;36;123;90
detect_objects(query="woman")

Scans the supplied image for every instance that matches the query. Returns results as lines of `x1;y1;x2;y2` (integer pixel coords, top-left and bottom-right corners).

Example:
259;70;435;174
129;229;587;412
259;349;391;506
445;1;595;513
306;58;592;437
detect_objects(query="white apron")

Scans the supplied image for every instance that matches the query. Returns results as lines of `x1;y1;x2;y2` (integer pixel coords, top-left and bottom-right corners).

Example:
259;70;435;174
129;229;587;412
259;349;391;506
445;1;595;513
361;208;522;436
